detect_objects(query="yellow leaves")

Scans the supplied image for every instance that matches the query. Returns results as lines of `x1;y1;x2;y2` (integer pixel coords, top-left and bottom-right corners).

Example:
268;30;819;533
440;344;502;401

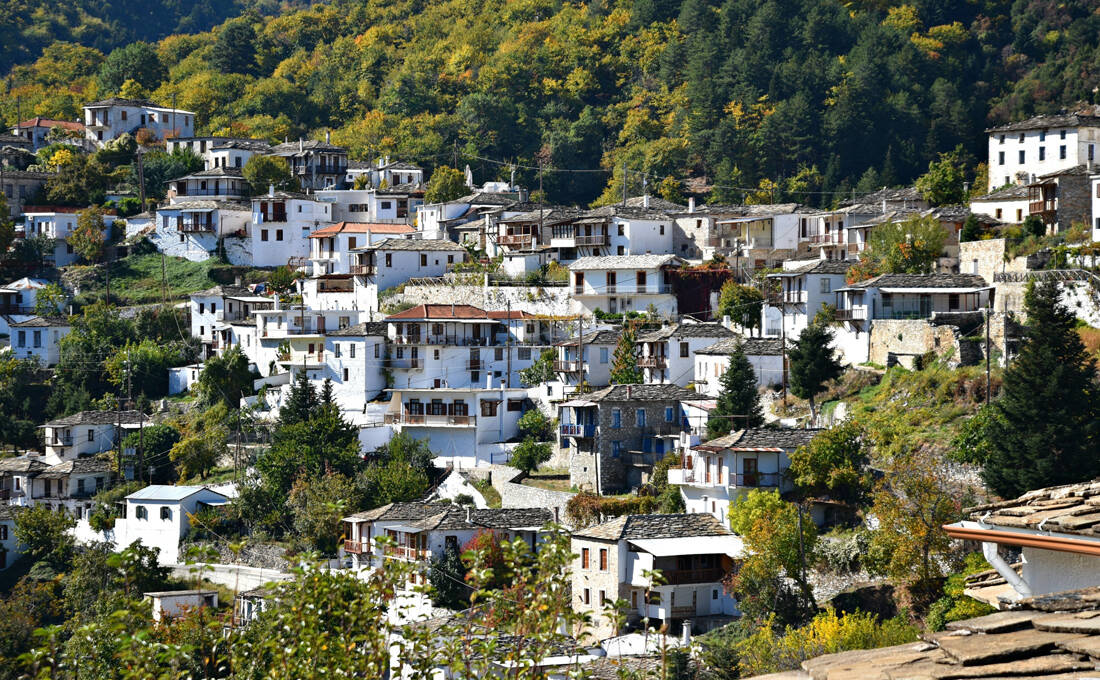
928;22;968;46
882;5;921;34
725;95;774;132
48;148;75;170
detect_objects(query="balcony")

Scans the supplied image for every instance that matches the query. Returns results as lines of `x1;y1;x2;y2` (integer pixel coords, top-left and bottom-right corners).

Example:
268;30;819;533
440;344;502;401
46;437;74;447
662;568;726;585
560;423;595;437
834;307;867;322
499;234;534;247
768;289;807;304
343;540;366;554
383;545;428;561
646;423;680;436
809;232;843;246
384;413;477;427
350;264;377;275
385;357;421;369
554;360;583;373
392;335;489;347
1029;199;1056;215
637;356;667;369
733;472;780;488
574;235;607;246
179;221;215;233
635;284;672;295
465;360;486;371
574;285;586;295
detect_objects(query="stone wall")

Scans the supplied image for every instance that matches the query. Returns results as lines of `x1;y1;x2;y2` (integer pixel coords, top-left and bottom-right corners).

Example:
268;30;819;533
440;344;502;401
490;465;574;525
869;312;1019;368
1056;173;1091;232
396;280;582;316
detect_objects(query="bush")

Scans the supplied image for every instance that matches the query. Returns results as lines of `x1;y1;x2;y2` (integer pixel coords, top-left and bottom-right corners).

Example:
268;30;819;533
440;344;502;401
925;552;996;632
565;492;656;528
815;528;871;574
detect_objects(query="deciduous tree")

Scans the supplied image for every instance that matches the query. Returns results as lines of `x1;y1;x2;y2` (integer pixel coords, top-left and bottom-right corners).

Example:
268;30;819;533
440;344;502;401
243;155;296;194
789;421;872;504
718;281;764;335
424;165;468;204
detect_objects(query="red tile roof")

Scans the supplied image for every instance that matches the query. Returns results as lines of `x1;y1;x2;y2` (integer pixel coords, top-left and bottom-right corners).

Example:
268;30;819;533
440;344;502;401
14;118;84;132
308;221;417;238
21;205;117;215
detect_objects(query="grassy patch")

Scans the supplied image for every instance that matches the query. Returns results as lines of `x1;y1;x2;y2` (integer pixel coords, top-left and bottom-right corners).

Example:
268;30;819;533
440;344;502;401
68;254;270;306
179;465;237;486
473;479;502;508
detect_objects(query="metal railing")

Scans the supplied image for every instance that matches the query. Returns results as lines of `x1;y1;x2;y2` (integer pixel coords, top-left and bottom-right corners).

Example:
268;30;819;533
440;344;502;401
574;235;607;246
385;358;421;369
834;307;867;321
393;335;490;347
560;423;595;437
809;232;843;245
384;413;477;427
350;264;377;275
465;360;486;371
663;568;726;585
554;360;583;373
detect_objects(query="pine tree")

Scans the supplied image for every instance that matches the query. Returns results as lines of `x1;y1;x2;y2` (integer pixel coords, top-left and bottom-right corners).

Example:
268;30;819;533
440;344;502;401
320;378;336;408
707;348;764;438
281;370;318;426
609;323;643;385
981;281;1100;498
787;322;842;424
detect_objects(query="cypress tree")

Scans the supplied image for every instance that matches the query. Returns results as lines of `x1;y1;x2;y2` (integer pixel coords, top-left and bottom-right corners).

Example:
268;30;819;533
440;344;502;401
981;280;1100;498
707;347;764;438
281;370;318;426
609;323;643;385
787;322;842;424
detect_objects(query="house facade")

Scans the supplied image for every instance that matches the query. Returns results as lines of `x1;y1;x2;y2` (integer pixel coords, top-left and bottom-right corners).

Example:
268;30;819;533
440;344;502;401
152;201;250;262
350;238;466;291
268;139;348;191
82;98;195;146
694;337;786;394
762;258;851;340
569;254;684;317
554;328;621;393
167;167;249;201
29;457;113;519
21;206;118;266
986;111;1100;191
112;485;230;565
835;273;992;330
9;316;70;366
571;514;741;641
0;505;24;569
307;222;418;276
668;428;820;527
636;322;733;386
38;410;150;465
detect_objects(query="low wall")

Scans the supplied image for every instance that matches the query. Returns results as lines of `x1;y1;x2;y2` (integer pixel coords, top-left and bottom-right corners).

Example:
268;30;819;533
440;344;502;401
168;562;294;591
489;465;575;527
396;282;581;316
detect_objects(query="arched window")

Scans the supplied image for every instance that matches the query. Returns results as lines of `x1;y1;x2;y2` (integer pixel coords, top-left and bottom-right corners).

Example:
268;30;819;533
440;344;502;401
135;505;148;520
160;507;171;521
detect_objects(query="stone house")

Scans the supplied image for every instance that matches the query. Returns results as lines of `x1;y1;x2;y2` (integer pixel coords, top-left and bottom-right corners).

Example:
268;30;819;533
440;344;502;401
268;138;348;191
1028;164;1091;234
1;170;51;218
570;513;741;641
559;383;698;494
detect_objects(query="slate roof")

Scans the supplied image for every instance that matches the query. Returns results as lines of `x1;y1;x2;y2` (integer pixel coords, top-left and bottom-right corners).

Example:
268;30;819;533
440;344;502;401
379;160;422;171
972;184;1030;201
328;321;388;337
761;588;1100;680
986;110;1100;133
38;456;112;479
10;316;69;327
42;410;149;428
0;457;49;474
451;192;519;207
0;505;26;521
174;167;245;180
569;254;684;271
843;273;988;289
838;186;924;207
623;195;687;212
556;328;622;346
575;205;677;221
573;513;731;541
472;508;554;528
497;207;584;224
963;479;1100;537
1038;163;1093;179
270;140;346;154
769;259;852;277
192;284;252;298
210;139;272;152
159;200;251;212
344;502;450;523
696;337;785;356
344;502;553;531
585;384;699;403
357;238;465;252
696;427;822;452
374;181;425;195
84;97;167;108
636;322;733;342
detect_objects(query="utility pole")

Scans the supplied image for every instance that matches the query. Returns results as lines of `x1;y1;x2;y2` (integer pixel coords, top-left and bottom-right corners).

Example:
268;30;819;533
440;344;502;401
780;313;788;406
985;306;991;405
506;300;512;389
138;412;144;483
577;315;585;392
235;407;242;485
105;260;111;305
160;252;168;302
621;162;627;207
137;151;146;208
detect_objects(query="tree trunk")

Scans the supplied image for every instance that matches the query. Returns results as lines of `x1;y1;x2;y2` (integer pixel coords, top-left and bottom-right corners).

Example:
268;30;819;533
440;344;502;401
808;394;817;426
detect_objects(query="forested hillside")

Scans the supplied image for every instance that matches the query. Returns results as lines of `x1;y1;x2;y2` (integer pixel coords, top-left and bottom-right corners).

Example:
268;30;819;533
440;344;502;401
3;0;1100;206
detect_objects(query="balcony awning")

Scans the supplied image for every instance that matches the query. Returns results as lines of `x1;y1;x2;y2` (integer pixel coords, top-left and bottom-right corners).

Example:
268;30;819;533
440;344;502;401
715;216;772;225
876;286;993;294
628;535;745;558
226;296;274;303
560;399;596;408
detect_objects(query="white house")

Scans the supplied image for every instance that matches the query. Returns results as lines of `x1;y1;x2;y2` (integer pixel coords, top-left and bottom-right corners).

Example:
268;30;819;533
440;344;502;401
152;201;251;262
321;321;389;413
555;204;675;261
168;364;203;395
267;138;348;191
38;410;150;465
970;184;1030;225
0;277;52;315
10;117;85;151
569;254;685;318
416;190;523;242
167;137;270;170
668;428;820;527
985;110;1100;191
9;316;70;366
571;513;742;640
22;206;119;266
113;485;231;565
244;191;333;267
83;98;195;146
636;322;734;386
694;337;786;394
29;456;113;519
762;258;852;340
166;167;249;202
834;273;992;330
189;285;273;359
145;590;219;622
0;505;25;570
709;204;808;270
0;458;47;507
384;385;533;468
308;221;418;276
350;238;466;291
554;327;621;393
341;502;552;575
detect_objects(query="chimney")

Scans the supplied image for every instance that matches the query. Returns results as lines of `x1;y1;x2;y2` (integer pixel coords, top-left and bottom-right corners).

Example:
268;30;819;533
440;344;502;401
466;505;472;523
682;620;693;646
643;194;650;209
299;138;304;153
881;186;887;214
486;373;493;389
268;183;274;197
688;196;695;213
553;507;560;523
235;275;242;286
325;130;331;144
626;385;631;399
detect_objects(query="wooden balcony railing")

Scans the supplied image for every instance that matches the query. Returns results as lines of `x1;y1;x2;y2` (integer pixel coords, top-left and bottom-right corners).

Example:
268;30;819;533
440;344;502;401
574;235;607;246
554;360;583;373
383;545;428;560
663;568;726;585
343;540;366;554
637;356;667;369
384;413;476;427
350;264;377;275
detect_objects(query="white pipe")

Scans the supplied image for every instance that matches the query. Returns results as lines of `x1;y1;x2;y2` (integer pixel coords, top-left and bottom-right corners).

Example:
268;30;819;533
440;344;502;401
982;540;1031;599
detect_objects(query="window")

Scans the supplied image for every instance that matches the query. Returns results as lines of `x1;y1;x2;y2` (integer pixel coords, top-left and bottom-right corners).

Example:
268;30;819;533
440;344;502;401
334;343;342;358
16;331;24;347
659;224;665;235
448;255;454;264
507;398;523;412
381;201;392;210
612;409;621;428
136;505;148;520
343;368;349;381
618;224;625;236
276;229;283;241
373;343;379;358
348;237;356;249
820;278;831;294
0;525;6;541
420;254;427;267
680;341;689;357
160;507;171;520
495;347;504;361
1040;130;1046;141
600;347;609;364
385;253;392;267
583;588;590;605
1039;147;1046;161
995;208;1002;219
599;590;606;605
87;429;94;442
582;548;590;569
636;409;646;427
1061;145;1067;159
665;406;674;422
261;229;269;242
1019;150;1025;163
1061;130;1067;140
1091;144;1096;161
518;347;531;360
611;441;621;458
350;343;356;358
77;479;85;494
1016;209;1023;222
199;303;205;314
481;400;499;417
996;151;1004;166
199;326;204;336
1018;133;1025;142
121;110;127;121
998;134;1005;144
599;548;608;571
617;245;625;255
713;589;719;600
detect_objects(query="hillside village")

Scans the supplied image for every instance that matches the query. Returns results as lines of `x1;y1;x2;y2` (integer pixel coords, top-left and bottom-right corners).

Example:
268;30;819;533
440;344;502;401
5;37;1100;680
